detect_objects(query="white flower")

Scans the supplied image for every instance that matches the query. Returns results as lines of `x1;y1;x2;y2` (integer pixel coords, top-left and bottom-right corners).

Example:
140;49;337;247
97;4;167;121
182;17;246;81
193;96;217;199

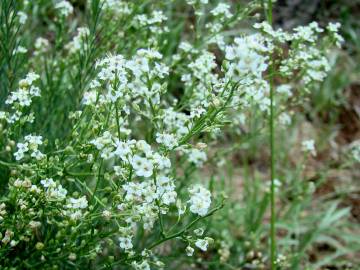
195;239;209;251
67;196;88;209
153;153;171;170
6;73;41;110
31;149;45;160
211;3;232;19
161;190;177;205
327;22;341;32
187;148;207;167
179;41;193;53
301;139;316;156
14;142;29;160
18;11;28;25
35;37;50;53
293;22;323;43
52;185;68;200
90;131;112;150
186;246;194;256
55;1;74;17
226;41;268;79
13;46;27;54
156;133;178;149
29;221;41;229
131;155;153;178
113;139;131;160
132;260;150;270
194;228;204;236
25;134;43;148
82;90;97;105
102;210;112;219
190;107;206;119
326;22;344;47
136;140;152;156
66;27;90;54
48;184;68;200
277;84;292;97
188;185;211;216
279;112;292;126
41;178;56;188
119;236;133;250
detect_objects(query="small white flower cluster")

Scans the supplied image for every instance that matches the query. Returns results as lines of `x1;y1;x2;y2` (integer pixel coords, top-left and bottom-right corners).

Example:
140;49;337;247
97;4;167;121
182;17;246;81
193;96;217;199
210;3;232;20
55;0;74;18
204;2;233;48
301;139;316;156
278;112;292;126
34;37;50;55
118;236;133;250
178;32;271;119
156;132;178;149
195;238;209;251
91;134;171;176
186;148;207;167
121;178;176;230
132;260;151;270
275;22;341;86
135;10;168;35
84;48;169;107
283;46;331;85
188;185;212;216
14;134;45;161
186;0;209;5
162;108;190;138
65;196;89;220
185;229;213;256
90;130;178;233
0;203;6;222
41;178;68;200
101;0;131;16
3;72;40;124
224;34;271;111
181;51;219;109
225;34;269;79
293;22;324;43
6;72;40;106
6;72;40;107
1;230;14;245
13;46;28;55
17;11;28;25
66;27;90;54
327;22;344;47
277;84;293;97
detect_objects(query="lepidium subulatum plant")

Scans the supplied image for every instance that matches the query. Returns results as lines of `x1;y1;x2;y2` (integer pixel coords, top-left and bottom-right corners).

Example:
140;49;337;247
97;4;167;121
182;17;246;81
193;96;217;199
0;0;344;269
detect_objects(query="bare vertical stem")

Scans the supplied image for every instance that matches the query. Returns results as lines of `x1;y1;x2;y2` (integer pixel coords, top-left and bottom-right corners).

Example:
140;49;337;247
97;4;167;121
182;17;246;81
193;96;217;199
266;0;277;269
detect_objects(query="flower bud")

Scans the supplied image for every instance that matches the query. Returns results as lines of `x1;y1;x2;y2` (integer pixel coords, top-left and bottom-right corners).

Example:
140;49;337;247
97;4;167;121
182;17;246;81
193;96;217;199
36;242;44;250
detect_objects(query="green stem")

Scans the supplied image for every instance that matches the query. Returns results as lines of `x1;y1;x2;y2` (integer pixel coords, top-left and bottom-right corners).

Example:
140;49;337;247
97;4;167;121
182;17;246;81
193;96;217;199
147;202;224;250
115;101;121;140
266;0;277;268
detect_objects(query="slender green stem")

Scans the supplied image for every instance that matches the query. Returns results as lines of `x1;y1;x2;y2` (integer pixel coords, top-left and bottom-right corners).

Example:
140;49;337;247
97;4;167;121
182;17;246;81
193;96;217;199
115;101;121;140
266;0;277;268
74;178;106;208
147;201;224;250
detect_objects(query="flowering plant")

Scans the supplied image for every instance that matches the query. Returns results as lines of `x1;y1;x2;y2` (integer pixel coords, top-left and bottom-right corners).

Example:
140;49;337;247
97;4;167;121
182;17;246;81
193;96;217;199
0;0;353;269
